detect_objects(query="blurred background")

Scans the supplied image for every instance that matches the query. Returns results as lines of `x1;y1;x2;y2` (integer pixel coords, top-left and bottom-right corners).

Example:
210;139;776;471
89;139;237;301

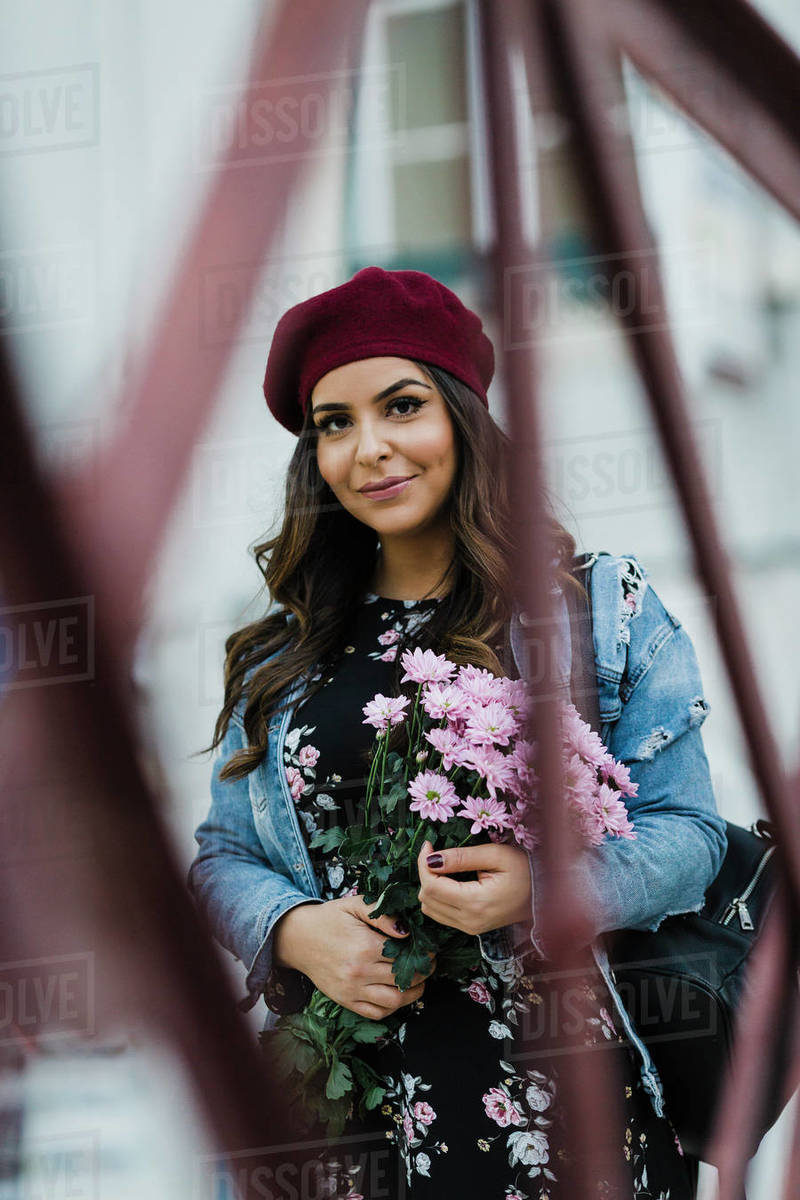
1;0;798;1195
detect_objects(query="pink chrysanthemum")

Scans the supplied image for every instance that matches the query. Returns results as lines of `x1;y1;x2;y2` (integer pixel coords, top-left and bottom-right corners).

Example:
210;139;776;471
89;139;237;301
462;745;516;800
573;803;608;846
498;677;531;719
408;771;460;821
562;702;607;766
464;700;519;747
507;739;538;792
456;665;506;704
421;683;469;721
424;727;468;771
507;808;539;850
598;752;639;798
362;693;410;732
595;782;636;839
562;752;597;806
457;795;513;835
400;647;457;685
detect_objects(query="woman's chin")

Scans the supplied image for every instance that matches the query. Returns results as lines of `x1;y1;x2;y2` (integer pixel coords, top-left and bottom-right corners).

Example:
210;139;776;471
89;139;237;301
351;504;427;538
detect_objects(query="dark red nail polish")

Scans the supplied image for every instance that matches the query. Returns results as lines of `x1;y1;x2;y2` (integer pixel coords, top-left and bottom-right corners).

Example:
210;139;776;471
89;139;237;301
426;853;443;869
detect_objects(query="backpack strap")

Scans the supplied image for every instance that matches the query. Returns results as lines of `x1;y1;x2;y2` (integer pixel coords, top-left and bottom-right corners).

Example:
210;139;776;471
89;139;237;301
564;552;602;733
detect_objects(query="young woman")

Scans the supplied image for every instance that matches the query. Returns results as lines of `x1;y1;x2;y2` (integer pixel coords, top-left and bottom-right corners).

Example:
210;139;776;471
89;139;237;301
189;267;727;1199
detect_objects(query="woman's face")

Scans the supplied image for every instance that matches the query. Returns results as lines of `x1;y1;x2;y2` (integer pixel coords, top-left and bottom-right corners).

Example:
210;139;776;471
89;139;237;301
310;357;457;540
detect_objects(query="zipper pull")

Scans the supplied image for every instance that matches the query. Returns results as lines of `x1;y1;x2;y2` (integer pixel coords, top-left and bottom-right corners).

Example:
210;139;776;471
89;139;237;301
736;900;755;931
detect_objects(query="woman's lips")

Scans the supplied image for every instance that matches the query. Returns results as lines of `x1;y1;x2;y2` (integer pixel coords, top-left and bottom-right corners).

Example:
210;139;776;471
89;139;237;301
359;476;415;500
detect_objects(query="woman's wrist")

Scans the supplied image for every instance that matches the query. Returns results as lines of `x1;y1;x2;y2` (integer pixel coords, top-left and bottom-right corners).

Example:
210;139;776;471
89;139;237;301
272;901;318;972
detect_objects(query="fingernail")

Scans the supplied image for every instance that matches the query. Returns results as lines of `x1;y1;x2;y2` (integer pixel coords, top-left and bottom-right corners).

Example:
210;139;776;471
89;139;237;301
426;853;443;869
393;917;408;934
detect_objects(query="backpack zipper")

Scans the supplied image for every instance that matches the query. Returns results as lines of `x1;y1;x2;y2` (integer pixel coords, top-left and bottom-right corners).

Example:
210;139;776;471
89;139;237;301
720;845;777;931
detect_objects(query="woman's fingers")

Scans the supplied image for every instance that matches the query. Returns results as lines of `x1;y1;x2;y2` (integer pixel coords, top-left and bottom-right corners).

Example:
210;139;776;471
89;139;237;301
349;1000;391;1021
364;981;426;1009
370;958;435;987
348;895;408;938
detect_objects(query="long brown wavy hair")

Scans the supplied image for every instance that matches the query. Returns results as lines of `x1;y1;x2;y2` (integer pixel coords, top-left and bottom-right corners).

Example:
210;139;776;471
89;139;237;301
202;359;583;781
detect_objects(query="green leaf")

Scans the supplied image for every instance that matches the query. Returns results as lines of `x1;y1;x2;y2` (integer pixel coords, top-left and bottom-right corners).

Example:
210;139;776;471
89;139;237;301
333;1007;361;1030
296;1011;333;1057
350;1021;388;1044
363;1085;386;1110
326;1057;353;1100
386;752;404;777
388;942;437;991
293;1041;318;1074
380;781;407;814
350;1056;382;1089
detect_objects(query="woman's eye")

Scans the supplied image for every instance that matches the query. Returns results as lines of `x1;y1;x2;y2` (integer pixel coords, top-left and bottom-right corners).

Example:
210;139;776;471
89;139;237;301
388;396;424;417
316;414;350;434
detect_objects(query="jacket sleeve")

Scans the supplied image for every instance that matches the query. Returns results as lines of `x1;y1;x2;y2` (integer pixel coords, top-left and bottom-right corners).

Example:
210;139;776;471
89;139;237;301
522;571;727;959
187;714;323;1012
480;558;728;967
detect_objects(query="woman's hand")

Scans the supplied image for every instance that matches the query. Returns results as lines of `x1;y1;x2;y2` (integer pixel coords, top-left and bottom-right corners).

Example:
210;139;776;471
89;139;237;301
416;839;532;936
273;895;436;1021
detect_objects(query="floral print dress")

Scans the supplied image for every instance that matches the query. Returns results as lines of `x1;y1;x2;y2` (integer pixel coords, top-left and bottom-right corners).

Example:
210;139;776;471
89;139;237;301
280;594;695;1200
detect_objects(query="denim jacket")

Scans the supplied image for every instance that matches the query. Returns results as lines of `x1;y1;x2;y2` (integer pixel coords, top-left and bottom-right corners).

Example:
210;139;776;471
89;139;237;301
188;551;727;1118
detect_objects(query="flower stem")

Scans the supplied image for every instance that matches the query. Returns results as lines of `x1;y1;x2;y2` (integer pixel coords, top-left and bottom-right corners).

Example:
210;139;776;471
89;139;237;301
364;735;381;825
379;729;389;798
408;819;430;871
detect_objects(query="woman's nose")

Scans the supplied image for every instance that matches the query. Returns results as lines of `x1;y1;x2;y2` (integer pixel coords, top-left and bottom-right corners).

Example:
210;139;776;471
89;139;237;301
354;422;391;466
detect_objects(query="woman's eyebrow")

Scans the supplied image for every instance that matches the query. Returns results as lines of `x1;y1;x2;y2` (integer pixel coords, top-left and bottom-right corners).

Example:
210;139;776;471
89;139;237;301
312;377;432;416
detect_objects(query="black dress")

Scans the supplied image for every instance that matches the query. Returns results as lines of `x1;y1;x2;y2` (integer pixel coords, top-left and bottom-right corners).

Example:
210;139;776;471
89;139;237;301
276;593;695;1199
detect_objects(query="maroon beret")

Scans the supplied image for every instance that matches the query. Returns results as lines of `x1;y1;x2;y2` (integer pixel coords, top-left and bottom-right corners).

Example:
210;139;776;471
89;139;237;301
263;265;495;434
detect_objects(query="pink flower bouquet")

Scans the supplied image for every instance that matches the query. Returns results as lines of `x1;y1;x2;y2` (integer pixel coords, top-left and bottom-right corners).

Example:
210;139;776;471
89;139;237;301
263;647;636;1138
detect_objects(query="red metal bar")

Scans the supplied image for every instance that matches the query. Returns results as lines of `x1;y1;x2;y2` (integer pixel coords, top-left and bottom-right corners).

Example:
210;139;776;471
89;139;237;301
533;0;800;1189
612;0;800;224
781;992;800;1200
478;1;630;1193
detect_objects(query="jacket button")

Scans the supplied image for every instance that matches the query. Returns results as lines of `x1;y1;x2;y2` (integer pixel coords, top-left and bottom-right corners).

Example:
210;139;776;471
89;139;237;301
293;861;303;871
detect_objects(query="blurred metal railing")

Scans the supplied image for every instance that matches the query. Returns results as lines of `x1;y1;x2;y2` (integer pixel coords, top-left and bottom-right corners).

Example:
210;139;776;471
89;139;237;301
0;0;798;1197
